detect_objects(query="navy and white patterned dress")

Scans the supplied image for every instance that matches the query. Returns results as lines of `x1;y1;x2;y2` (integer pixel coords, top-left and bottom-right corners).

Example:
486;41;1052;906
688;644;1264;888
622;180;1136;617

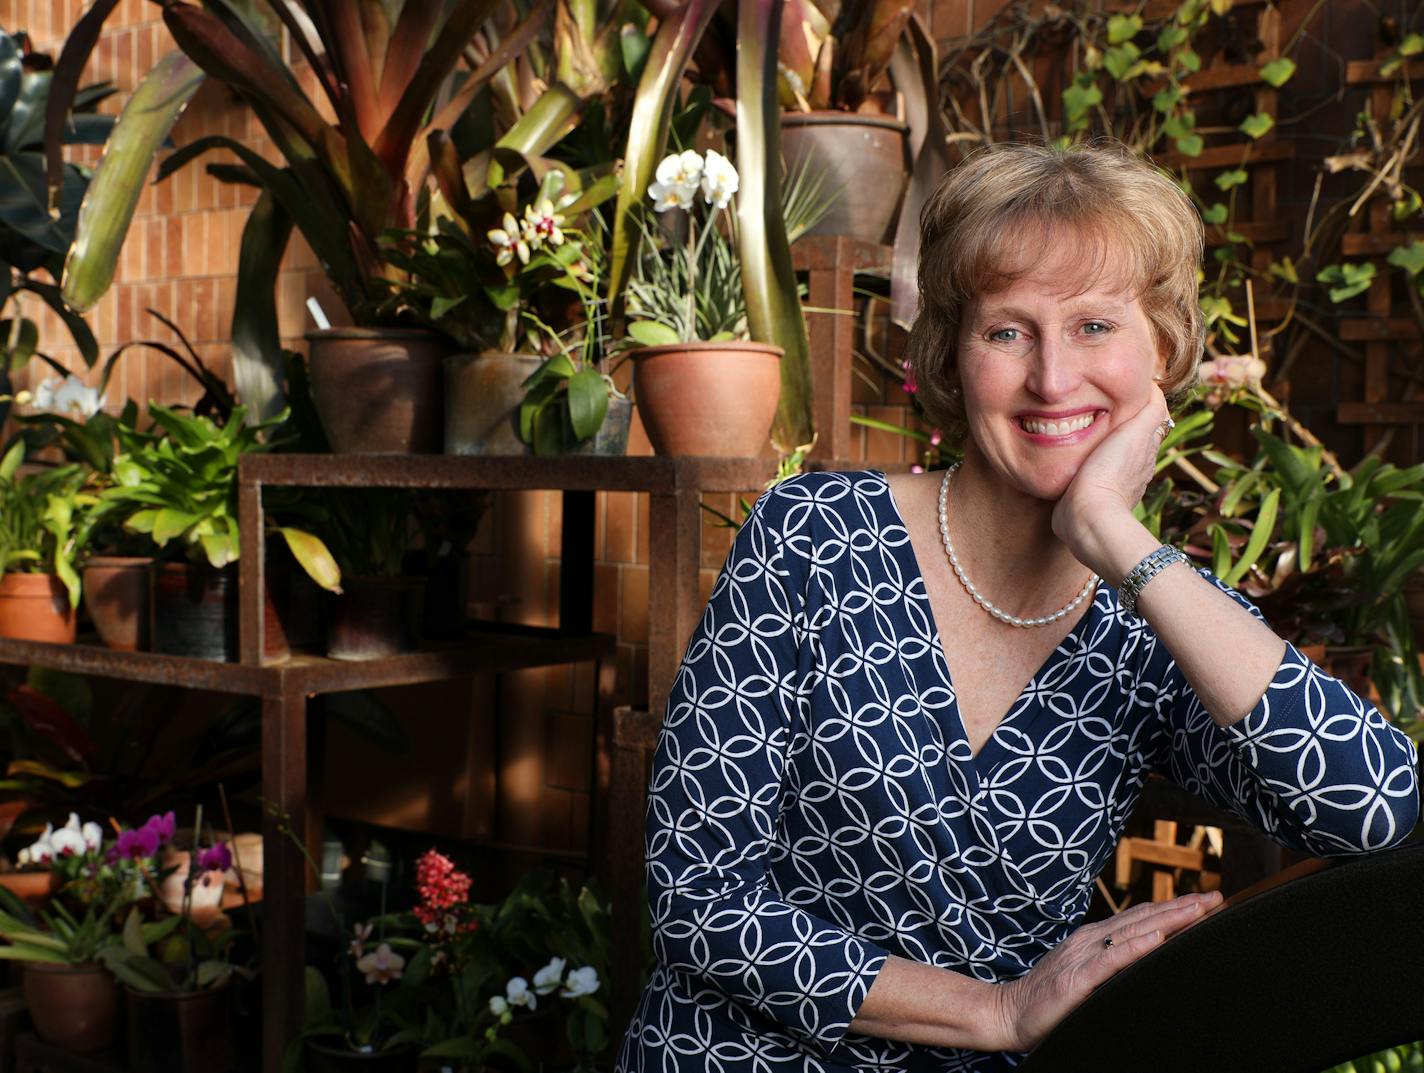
616;470;1420;1073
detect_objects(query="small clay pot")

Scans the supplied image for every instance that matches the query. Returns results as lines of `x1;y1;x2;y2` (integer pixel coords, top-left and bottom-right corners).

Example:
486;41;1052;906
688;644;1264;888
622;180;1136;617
780;111;910;244
0;573;77;643
630;341;783;457
0;869;58;907
23;961;120;1052
83;555;151;650
567;395;634;456
155;845;227;928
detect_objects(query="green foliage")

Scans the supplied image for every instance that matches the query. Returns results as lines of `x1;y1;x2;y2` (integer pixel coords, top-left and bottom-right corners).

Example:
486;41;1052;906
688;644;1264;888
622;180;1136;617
1319;1040;1424;1073
101;404;339;589
1315;262;1377;303
0;442;99;608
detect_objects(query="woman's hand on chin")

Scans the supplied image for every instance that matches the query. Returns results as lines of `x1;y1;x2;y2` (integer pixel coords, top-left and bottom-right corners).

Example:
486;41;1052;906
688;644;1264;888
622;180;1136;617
989;890;1222;1053
1050;385;1168;571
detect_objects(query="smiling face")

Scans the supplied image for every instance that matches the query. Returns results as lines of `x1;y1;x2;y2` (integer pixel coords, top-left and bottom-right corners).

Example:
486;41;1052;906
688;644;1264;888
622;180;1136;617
956;229;1165;502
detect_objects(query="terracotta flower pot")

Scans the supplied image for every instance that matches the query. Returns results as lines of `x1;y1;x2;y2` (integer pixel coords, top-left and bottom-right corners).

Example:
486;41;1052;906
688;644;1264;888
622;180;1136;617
0;869;58;907
306;328;449;454
155;845;228;928
82;555;151;651
780;111;910;245
0;573;77;643
630;340;783;457
325;576;425;660
151;562;288;663
23;961;120;1052
444;351;543;456
126;980;235;1073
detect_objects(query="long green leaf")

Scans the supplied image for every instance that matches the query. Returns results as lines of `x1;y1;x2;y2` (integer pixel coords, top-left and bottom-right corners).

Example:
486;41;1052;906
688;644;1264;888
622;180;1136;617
566;368;608;441
737;0;814;452
1223;488;1280;587
0;943;69;963
1297;494;1321;573
231;189;293;423
276;527;342;593
62;51;204;312
606;0;722;306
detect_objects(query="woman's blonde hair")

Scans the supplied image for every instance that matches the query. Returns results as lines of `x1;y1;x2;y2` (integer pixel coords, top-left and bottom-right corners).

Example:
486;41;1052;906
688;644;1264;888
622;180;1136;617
905;139;1204;436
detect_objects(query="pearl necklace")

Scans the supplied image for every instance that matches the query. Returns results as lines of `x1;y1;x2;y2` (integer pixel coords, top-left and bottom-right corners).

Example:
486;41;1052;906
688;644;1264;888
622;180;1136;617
937;463;1098;629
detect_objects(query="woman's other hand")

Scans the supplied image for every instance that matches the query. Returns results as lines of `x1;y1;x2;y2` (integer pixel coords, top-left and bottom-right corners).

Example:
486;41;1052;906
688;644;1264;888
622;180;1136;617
1050;383;1170;578
989;890;1222;1053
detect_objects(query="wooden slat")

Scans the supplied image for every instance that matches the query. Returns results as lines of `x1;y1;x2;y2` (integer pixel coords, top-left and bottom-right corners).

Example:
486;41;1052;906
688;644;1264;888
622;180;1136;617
1205;221;1291;246
1157;139;1294;172
1341;232;1420;256
1347;58;1424;85
1184;63;1265;92
1340;317;1420;341
1118;836;1211;872
1338;402;1424;424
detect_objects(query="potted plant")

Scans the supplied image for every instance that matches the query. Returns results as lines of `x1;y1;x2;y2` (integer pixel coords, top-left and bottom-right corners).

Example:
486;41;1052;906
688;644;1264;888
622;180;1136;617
378;157;624;456
0;811;168;1053
98;808;248;1073
53;0;560;452
0;441;99;644
99;403;341;662
615;148;788;457
316;490;425;661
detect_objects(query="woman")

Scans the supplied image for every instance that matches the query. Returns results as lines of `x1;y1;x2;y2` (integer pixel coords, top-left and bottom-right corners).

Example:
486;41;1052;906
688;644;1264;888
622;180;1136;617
615;141;1420;1072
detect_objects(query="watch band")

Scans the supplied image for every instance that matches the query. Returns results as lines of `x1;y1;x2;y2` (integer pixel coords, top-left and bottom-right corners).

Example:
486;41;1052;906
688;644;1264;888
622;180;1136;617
1118;545;1189;618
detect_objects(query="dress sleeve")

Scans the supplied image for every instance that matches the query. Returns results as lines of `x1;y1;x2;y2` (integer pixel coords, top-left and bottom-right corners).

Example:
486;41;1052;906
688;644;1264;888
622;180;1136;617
1148;571;1420;856
644;482;889;1053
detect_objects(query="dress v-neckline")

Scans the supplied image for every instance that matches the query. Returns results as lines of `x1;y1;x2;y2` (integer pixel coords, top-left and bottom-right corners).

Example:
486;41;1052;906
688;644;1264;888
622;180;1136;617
874;471;1102;775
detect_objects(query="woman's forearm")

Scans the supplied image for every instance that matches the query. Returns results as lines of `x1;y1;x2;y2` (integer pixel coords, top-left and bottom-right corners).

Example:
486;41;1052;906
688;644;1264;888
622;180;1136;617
1077;513;1285;727
850;954;1009;1052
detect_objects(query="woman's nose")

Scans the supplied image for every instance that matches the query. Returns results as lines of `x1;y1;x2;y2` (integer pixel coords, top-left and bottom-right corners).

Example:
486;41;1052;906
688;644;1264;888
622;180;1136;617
1025;336;1081;400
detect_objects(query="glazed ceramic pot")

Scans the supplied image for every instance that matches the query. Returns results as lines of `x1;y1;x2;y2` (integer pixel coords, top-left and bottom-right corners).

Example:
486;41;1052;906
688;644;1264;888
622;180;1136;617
443;351;542;455
324;576;425;660
780;112;910;244
150;563;288;663
23;961;120;1052
0;573;77;643
567;395;634;456
630;341;782;457
126;981;235;1073
306;328;449;454
82;555;151;650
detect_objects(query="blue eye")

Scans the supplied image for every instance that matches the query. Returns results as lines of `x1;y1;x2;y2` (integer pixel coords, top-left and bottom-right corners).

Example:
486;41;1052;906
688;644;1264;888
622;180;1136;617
1082;321;1112;335
989;328;1020;342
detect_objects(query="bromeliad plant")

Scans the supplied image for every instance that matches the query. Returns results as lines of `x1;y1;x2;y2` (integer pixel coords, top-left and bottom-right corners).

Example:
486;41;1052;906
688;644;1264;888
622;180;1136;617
50;0;553;421
99;403;340;592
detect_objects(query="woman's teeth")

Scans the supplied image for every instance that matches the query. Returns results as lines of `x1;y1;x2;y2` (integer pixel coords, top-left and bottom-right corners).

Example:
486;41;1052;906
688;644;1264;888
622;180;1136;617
1020;413;1097;436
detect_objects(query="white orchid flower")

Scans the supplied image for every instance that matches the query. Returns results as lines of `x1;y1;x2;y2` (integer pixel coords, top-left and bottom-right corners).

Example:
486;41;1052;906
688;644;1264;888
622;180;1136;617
488;994;509;1017
648;181;697;213
22;824;54;866
487;212;530;267
81;821;103;852
562;965;600;998
49;824;86;858
533;956;567;995
504;975;536;1010
520;199;566;250
30;375;104;419
700;149;739;210
654;149;704;190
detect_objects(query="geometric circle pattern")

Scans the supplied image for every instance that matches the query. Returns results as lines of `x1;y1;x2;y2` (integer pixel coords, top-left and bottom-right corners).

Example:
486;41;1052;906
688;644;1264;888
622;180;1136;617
616;470;1420;1072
